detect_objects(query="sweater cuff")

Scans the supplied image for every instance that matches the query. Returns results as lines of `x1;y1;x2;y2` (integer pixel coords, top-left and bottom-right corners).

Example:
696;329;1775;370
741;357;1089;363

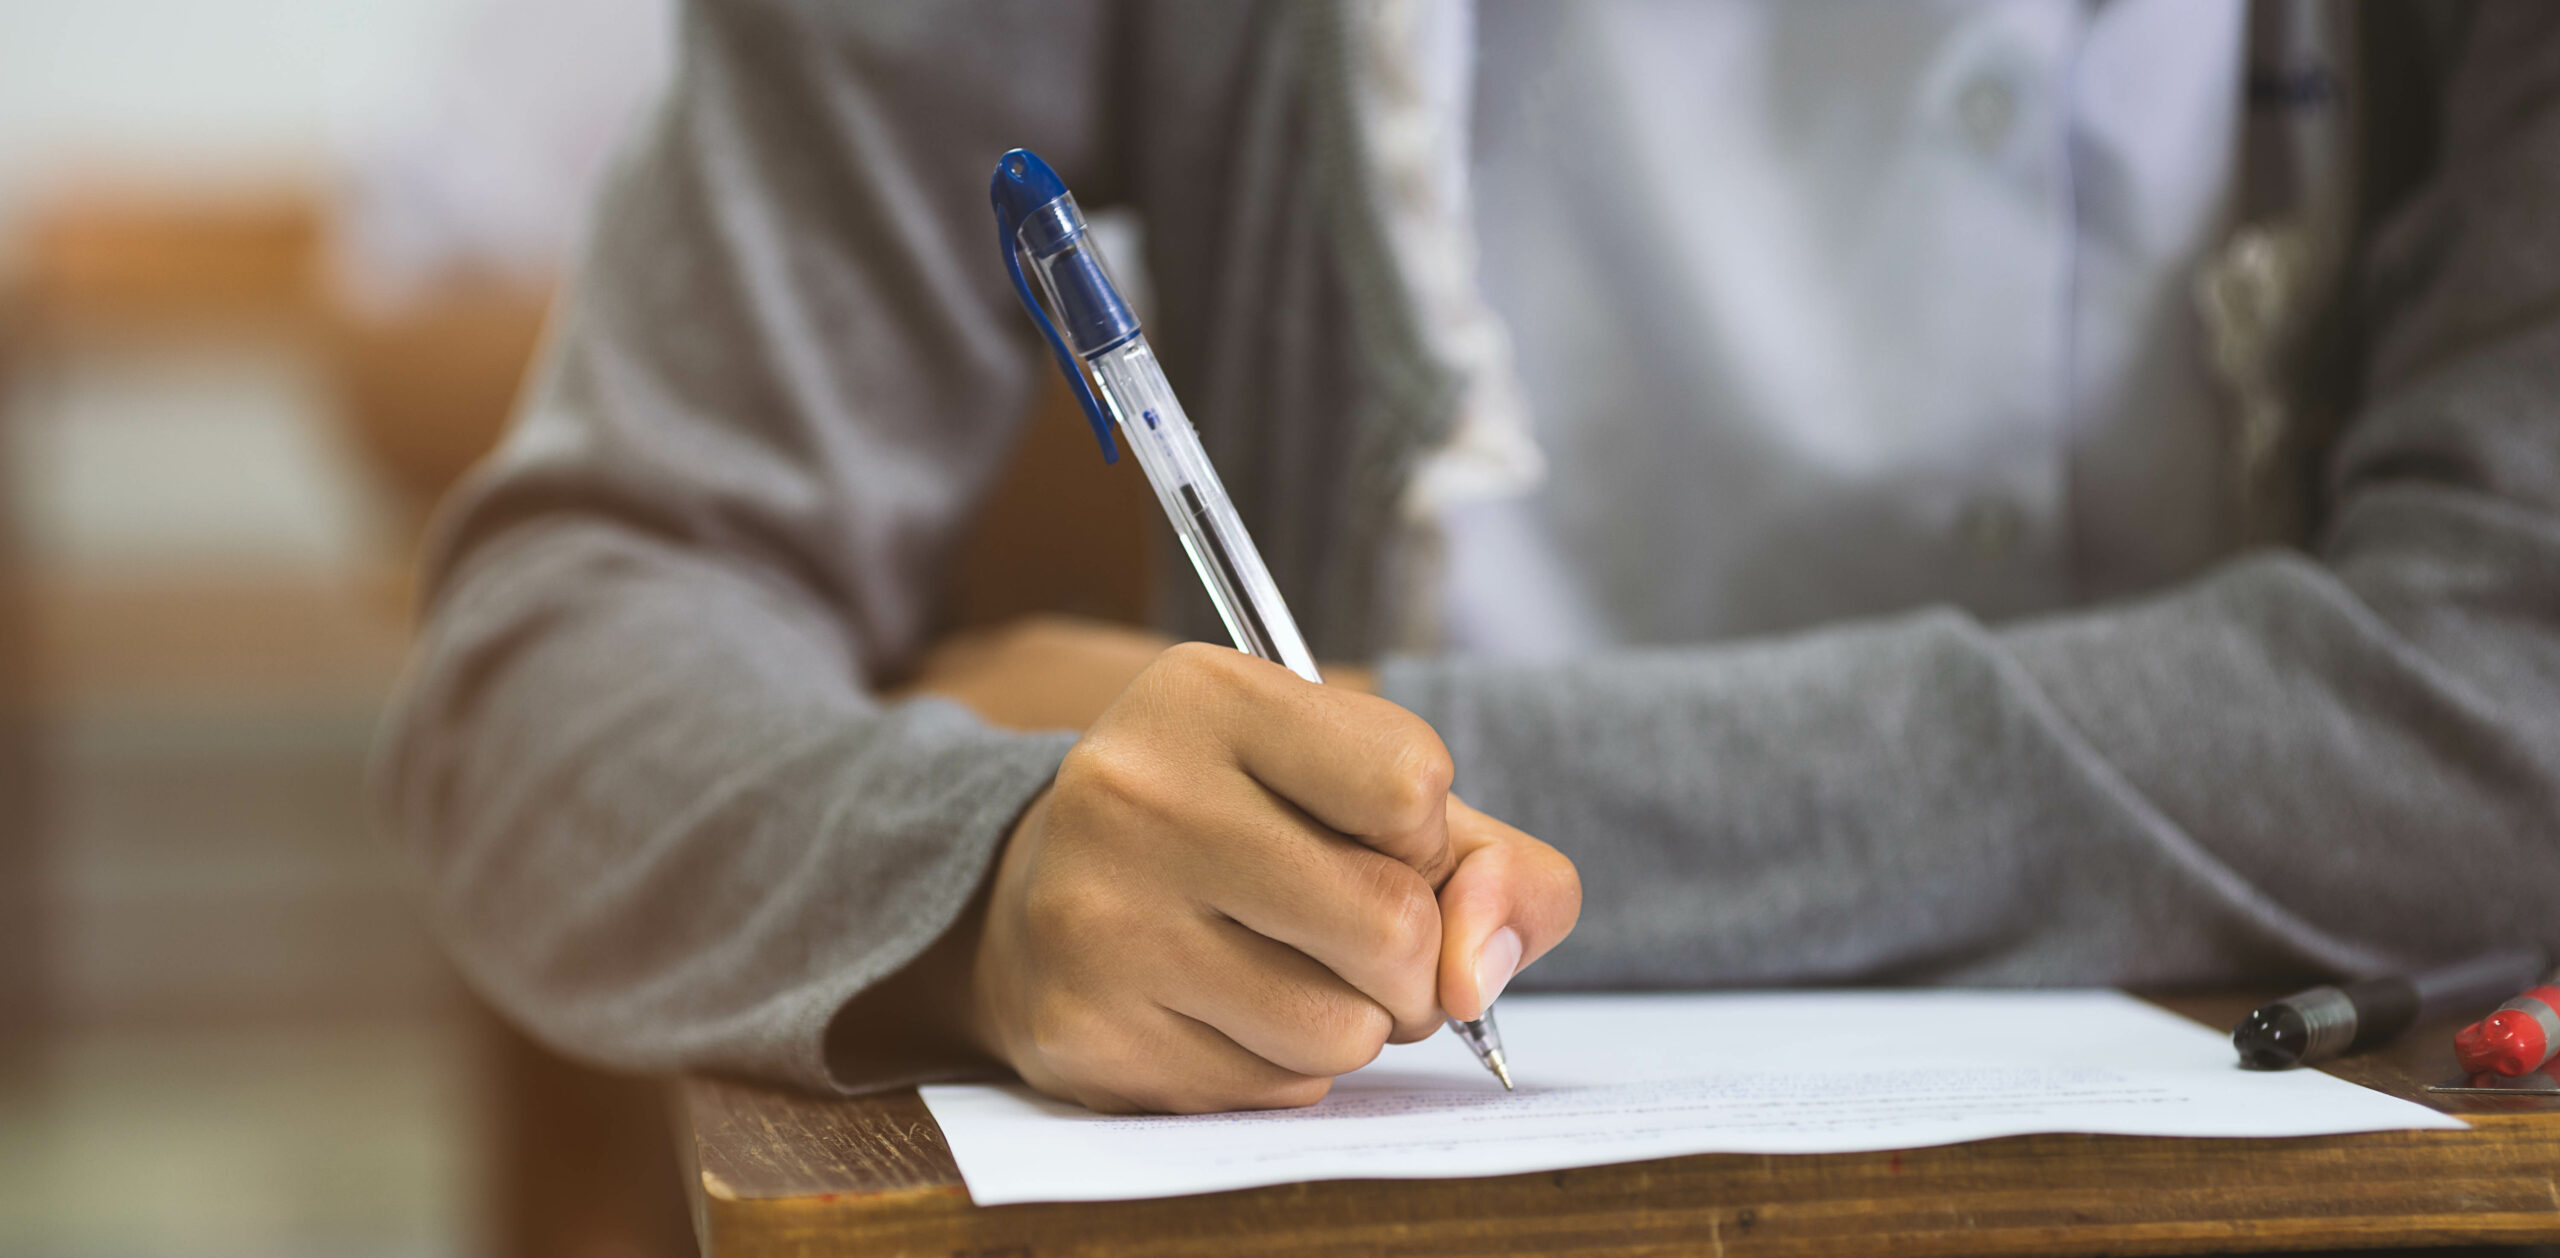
807;717;1078;1094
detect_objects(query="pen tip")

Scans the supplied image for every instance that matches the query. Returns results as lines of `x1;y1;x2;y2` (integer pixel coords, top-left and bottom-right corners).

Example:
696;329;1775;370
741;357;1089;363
1488;1050;1514;1091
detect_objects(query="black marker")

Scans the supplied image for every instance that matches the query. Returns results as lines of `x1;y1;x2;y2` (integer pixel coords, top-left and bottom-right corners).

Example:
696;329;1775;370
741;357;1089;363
2233;948;2546;1070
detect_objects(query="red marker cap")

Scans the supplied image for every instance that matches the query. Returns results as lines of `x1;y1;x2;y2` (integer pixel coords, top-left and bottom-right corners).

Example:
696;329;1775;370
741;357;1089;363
2452;984;2560;1077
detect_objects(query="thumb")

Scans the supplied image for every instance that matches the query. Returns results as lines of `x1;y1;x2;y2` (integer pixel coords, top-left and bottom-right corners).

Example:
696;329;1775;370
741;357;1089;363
1435;795;1581;1022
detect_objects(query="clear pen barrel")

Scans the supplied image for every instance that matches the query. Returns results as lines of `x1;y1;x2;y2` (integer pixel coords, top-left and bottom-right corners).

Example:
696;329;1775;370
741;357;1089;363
1085;339;1321;684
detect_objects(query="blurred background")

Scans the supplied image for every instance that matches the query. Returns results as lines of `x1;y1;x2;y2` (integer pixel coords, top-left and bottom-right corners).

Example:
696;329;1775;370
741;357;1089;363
0;1;705;1254
0;3;1153;1253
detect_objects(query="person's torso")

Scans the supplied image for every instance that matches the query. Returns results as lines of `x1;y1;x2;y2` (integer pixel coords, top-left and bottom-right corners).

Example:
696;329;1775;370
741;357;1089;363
1440;0;2252;656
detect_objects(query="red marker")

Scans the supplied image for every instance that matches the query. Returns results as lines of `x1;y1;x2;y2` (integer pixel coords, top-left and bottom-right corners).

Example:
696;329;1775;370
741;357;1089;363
2454;982;2560;1078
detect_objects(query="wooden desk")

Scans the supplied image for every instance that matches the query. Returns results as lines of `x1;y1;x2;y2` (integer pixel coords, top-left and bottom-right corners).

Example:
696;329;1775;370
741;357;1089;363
676;994;2560;1256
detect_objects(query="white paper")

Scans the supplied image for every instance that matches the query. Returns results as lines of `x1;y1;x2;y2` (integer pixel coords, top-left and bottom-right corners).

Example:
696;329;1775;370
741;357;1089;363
921;990;2464;1205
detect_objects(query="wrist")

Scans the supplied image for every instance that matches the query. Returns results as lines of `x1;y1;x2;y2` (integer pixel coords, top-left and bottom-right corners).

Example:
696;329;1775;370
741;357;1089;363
961;784;1051;1066
819;787;1039;1081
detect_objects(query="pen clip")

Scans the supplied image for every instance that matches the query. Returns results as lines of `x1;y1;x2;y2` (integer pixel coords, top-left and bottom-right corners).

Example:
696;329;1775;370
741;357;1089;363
995;199;1119;465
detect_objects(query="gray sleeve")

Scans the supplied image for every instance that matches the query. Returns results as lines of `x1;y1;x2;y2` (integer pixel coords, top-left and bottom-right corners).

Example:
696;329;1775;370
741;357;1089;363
1382;3;2560;990
373;0;1109;1093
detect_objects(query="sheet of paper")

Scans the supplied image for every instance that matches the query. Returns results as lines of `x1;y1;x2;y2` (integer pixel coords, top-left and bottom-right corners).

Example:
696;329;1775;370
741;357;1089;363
921;990;2464;1205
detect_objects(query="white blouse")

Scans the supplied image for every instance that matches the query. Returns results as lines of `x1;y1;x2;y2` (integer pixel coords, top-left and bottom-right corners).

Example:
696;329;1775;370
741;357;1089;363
1440;0;2250;655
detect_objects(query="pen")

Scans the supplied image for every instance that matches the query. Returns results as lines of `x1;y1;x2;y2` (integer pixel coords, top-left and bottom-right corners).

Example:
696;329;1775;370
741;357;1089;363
2231;947;2546;1070
989;148;1513;1092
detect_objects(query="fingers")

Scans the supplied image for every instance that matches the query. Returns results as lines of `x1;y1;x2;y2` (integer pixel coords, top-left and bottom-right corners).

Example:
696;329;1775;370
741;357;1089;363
1196;814;1446;1040
1045;718;1446;1037
1025;998;1335;1116
1435;796;1582;1022
1156;917;1398;1077
1135;644;1457;884
991;643;1581;1116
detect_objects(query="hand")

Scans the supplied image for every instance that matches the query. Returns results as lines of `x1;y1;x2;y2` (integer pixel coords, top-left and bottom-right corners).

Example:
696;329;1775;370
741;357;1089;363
896;614;1176;731
961;643;1578;1113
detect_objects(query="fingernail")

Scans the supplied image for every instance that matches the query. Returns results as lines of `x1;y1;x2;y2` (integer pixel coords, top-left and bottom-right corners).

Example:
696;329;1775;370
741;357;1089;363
1474;926;1523;1011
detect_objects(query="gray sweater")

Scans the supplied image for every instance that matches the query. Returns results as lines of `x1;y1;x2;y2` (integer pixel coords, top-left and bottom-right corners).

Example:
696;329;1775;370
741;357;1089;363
378;0;2560;1095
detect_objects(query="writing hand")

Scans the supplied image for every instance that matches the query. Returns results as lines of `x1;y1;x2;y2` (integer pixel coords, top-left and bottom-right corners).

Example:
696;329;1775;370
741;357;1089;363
959;643;1578;1113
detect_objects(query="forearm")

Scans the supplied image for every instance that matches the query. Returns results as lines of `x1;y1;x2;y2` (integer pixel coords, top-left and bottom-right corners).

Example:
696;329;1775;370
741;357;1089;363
1378;601;2371;992
1383;1;2560;993
369;0;1137;1092
380;518;1075;1092
1382;541;2559;993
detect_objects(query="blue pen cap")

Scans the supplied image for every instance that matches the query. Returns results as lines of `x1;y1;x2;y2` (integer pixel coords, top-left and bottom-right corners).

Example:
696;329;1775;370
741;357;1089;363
990;150;1137;358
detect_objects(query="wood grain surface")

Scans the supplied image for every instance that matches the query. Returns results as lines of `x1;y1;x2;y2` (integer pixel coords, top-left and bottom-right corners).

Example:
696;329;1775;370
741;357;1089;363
679;993;2560;1257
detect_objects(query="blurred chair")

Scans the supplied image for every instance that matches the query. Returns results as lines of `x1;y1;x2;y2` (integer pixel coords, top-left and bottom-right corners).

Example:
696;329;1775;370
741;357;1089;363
3;184;695;1258
318;276;546;540
14;185;318;334
319;194;1154;1250
0;264;45;1053
8;168;1154;1253
314;242;1153;1258
318;261;713;1258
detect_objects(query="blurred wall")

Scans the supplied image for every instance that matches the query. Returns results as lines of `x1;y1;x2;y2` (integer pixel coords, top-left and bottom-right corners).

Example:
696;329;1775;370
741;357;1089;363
0;0;473;233
0;4;679;1257
0;7;1145;1255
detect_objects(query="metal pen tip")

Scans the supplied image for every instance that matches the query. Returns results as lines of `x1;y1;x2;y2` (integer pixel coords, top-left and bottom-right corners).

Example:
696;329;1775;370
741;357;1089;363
1487;1049;1513;1091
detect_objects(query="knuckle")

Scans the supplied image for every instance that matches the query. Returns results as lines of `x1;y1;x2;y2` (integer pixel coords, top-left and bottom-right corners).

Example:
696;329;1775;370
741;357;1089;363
1300;997;1392;1075
1373;728;1455;831
1552;842;1585;901
1021;874;1127;956
1550;850;1585;920
1468;837;1521;884
1054;740;1125;801
1019;869;1077;937
1357;859;1442;964
1024;993;1098;1066
1055;740;1166;819
1156;640;1248;687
